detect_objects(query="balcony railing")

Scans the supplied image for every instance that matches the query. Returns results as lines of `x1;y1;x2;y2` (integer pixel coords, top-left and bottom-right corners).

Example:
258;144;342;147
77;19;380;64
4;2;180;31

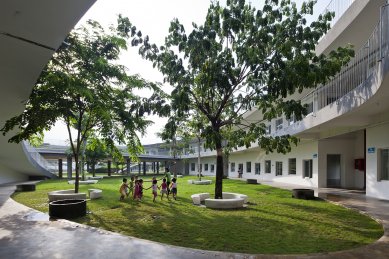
322;0;355;29
300;3;389;116
22;141;58;176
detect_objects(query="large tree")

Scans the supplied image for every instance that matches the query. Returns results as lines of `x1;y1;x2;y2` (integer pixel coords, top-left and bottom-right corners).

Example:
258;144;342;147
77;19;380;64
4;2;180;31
1;20;169;192
123;0;354;198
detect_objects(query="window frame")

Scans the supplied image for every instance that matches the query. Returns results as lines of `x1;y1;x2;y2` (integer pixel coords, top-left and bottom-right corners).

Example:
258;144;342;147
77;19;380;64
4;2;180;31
246;161;252;173
378;148;389;181
288;158;296;175
266;125;271;134
275;118;283;131
265;160;271;174
275;161;283;176
231;162;235;172
303;159;313;178
255;163;260;175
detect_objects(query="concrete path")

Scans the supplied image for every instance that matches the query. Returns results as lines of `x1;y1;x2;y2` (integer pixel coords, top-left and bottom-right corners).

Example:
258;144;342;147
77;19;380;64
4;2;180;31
1;181;389;259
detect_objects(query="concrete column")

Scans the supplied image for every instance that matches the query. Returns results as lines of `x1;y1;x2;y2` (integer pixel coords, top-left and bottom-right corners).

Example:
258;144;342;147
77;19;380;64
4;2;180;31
157;162;160;174
126;158;131;175
67;156;72;179
108;160;111;177
58;159;63;179
143;161;146;175
138;162;141;175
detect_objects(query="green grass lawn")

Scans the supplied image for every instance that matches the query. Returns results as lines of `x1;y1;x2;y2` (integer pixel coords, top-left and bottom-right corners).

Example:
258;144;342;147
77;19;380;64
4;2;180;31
12;176;383;254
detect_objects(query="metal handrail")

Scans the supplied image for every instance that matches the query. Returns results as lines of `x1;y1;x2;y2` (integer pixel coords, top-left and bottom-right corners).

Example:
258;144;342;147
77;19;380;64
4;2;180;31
298;3;389;116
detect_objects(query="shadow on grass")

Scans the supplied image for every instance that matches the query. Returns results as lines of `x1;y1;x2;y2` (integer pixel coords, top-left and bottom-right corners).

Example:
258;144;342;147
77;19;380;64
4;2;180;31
13;177;384;254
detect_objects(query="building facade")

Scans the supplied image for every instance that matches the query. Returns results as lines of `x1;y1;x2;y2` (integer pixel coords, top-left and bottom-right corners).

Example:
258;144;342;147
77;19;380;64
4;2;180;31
183;0;389;201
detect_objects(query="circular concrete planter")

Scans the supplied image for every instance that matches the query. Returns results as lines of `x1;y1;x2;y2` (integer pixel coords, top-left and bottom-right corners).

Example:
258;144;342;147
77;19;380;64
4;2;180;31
193;180;212;185
48;190;87;202
292;189;315;200
49;199;86;219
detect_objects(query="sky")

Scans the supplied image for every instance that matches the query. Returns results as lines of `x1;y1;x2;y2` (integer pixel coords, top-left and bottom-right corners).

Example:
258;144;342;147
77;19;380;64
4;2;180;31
43;0;328;146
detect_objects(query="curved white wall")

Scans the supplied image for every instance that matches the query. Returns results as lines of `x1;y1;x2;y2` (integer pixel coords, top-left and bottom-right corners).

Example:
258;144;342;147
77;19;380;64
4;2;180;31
0;0;95;184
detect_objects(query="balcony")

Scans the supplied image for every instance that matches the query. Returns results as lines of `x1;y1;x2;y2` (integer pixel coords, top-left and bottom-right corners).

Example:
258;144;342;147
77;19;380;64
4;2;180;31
267;3;389;139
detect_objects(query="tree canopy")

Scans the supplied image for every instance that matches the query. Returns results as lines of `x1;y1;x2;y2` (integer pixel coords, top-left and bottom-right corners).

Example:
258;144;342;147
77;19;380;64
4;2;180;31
1;20;169;192
123;0;354;198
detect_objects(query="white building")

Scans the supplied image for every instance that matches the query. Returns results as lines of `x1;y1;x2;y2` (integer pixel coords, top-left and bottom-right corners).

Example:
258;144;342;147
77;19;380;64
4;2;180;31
2;1;389;202
183;0;389;201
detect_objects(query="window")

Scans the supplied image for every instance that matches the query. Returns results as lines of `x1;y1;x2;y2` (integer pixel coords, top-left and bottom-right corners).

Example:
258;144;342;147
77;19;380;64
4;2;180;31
238;163;243;173
266;125;271;134
255;163;260;175
379;149;389;181
276;118;283;130
191;163;195;171
288;158;296;174
306;102;313;114
276;161;283;176
246;162;251;173
265;160;271;174
231;162;235;172
210;164;215;172
303;159;313;178
204;163;209;171
288;114;296;125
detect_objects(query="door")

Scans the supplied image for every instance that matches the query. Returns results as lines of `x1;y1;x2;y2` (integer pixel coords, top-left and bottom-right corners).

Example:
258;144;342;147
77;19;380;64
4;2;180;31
327;154;341;187
303;159;313;178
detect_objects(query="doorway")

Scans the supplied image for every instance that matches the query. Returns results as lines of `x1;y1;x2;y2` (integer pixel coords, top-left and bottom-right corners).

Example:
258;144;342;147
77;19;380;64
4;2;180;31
303;159;313;178
327;154;341;187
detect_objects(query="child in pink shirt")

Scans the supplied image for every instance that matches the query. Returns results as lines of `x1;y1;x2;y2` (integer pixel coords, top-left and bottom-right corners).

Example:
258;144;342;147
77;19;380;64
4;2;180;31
160;178;169;200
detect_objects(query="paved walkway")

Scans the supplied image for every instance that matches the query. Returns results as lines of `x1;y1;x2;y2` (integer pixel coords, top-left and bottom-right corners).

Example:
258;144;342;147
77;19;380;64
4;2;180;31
1;181;389;259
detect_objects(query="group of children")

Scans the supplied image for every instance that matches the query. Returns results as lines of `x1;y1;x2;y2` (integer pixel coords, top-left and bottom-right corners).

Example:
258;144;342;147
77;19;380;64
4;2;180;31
119;175;177;202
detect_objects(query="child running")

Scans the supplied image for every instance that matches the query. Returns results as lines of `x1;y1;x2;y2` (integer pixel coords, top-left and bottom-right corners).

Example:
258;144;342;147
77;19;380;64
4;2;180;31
119;178;129;201
146;179;160;202
128;176;135;197
160;178;169;200
133;179;139;200
170;178;177;200
138;179;144;201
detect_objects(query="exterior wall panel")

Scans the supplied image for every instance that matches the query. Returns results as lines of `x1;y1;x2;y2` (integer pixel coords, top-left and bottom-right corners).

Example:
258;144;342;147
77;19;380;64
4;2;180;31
366;122;389;200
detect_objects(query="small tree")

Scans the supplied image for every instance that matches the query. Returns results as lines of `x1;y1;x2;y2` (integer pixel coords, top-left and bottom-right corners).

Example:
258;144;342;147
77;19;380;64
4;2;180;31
85;137;108;177
1;20;169;192
125;0;354;198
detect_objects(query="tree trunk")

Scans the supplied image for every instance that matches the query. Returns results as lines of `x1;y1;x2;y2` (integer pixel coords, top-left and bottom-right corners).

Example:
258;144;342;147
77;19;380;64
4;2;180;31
108;160;111;177
214;136;224;199
81;158;85;181
92;162;96;177
74;155;79;193
197;137;201;181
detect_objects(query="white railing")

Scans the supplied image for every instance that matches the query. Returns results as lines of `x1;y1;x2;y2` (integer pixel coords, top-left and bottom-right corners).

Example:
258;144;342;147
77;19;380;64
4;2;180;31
22;141;58;177
299;3;388;116
262;4;389;136
322;0;355;28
